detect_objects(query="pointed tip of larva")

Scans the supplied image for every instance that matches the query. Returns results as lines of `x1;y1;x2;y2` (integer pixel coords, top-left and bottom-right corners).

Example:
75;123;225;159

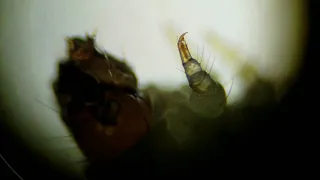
178;32;188;42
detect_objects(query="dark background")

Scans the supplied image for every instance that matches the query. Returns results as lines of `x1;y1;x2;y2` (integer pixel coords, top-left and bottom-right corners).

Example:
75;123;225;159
0;0;316;179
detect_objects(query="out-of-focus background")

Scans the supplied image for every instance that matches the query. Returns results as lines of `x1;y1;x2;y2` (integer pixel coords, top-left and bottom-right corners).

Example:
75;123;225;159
0;0;307;178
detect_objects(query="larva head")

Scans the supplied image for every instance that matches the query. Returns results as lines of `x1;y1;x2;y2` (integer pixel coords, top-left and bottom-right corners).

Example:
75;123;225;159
66;33;96;61
54;60;152;163
65;32;139;93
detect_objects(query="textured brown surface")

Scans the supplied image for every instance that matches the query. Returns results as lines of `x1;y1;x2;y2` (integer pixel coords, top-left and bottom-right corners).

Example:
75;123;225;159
66;91;152;163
